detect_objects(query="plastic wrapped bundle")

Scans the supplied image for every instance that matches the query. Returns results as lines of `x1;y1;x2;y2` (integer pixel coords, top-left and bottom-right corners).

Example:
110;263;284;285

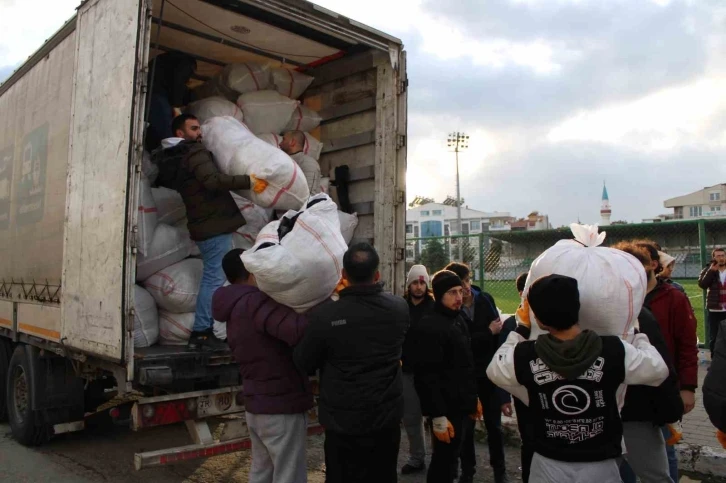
271;67;314;99
136;224;192;282
224;62;271;94
158;312;195;346
284;105;322;132
134;285;159;348
138;175;158;256
143;258;203;313
152;187;186;225
236;90;299;134
186;96;243;124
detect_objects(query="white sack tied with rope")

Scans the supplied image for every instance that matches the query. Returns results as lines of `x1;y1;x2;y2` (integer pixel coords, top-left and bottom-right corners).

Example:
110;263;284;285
522;223;647;340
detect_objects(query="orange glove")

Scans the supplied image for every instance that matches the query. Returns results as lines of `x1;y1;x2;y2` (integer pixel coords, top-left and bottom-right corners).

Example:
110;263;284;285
432;417;455;443
251;175;269;194
717;429;726;449
470;400;483;420
515;298;531;329
334;278;350;294
665;422;682;445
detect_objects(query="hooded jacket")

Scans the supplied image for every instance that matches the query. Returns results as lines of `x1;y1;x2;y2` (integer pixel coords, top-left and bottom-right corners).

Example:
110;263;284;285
409;303;479;418
212;284;313;415
704;319;726;432
402;293;435;373
645;280;699;390
154;139;250;241
464;286;502;376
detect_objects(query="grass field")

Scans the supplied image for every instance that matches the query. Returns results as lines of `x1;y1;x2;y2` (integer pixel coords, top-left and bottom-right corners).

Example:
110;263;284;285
482;278;707;344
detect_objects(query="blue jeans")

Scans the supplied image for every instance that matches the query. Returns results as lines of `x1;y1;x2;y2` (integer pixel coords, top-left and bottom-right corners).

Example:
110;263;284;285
661;425;679;482
193;233;232;333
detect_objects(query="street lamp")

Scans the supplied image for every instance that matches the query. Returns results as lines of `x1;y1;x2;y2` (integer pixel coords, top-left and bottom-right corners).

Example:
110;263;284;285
447;132;469;261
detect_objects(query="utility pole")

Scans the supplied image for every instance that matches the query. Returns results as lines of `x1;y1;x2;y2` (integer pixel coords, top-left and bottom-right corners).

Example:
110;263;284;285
447;132;469;261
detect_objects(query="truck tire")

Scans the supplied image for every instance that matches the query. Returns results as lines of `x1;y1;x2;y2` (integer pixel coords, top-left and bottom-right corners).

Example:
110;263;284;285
7;346;47;446
0;339;12;421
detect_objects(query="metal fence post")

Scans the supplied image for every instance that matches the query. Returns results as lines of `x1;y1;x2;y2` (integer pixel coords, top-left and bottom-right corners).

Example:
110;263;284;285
698;218;709;346
478;233;485;285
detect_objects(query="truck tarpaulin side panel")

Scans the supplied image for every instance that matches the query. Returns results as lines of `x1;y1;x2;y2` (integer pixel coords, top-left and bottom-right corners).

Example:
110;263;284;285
61;0;143;362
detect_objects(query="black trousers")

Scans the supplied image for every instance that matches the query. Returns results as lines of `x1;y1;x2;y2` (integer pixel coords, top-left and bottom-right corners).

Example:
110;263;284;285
513;397;534;483
709;311;726;354
428;413;466;483
324;426;400;483
459;378;506;476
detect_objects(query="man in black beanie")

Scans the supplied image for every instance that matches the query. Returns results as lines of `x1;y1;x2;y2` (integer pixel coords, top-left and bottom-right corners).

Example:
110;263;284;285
408;270;480;483
487;274;669;483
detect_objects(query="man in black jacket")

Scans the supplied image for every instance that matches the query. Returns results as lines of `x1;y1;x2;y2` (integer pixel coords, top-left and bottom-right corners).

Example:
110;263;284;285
401;264;435;475
703;318;726;450
410;270;480;483
445;263;510;483
294;243;409;483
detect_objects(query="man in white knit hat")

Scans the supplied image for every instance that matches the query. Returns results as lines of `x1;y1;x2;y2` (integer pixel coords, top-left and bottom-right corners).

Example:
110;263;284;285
400;264;435;475
658;251;685;294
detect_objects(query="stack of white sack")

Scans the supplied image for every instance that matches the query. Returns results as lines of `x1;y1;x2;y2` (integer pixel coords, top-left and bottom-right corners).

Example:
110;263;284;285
143;259;203;313
186;96;244;124
242;194;347;313
134;285;159;348
271;68;314;100
236;90;299;134
521;223;647;340
172;218;201;257
152;187;186;225
230;193;273;250
136;224;193;282
202;116;309;211
158;312;196;346
138;176;158;256
192;62;270;101
285;105;322;132
291;152;321;196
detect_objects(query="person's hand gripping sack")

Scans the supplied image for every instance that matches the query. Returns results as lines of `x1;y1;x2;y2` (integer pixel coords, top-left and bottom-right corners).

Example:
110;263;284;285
251;175;269;194
515;298;531;329
432;417;455;444
469;400;483;421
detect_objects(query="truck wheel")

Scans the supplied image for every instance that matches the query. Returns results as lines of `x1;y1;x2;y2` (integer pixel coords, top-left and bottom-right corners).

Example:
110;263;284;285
0;339;12;421
7;346;47;445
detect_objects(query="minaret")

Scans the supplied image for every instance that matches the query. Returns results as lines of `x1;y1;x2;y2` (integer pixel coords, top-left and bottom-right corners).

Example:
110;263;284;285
600;182;611;226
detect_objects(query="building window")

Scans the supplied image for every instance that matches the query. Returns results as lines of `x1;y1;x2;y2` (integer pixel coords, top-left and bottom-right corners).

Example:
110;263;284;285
462;223;469;235
406;248;414;259
711;193;721;201
432;209;442;216
414;225;419;237
712;206;722;212
470;220;481;231
690;206;703;217
444;224;450;236
421;220;443;238
420;211;429;216
406;224;413;234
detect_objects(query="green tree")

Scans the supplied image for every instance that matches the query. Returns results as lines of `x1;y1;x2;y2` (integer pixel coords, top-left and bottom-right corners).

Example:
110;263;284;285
420;239;448;274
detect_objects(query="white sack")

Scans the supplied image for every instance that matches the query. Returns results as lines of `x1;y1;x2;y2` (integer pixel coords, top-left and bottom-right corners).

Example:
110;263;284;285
319;177;330;194
271;68;314;100
236;91;299;134
285;105;322;132
192;76;239;102
202;116;309;210
224;62;271;94
136;224;192;282
138;176;158;256
523;223;647;339
291;153;321;195
302;133;323;160
186;96;244;124
231;193;273;250
143;258;203;313
338;211;358;244
173;219;201;257
134;285;159;348
158;311;195;346
257;133;282;148
242;194;347;312
152;187;186;225
142;151;158;184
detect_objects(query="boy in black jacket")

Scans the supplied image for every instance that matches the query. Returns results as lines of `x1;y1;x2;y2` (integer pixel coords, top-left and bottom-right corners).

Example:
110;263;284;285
487;274;669;483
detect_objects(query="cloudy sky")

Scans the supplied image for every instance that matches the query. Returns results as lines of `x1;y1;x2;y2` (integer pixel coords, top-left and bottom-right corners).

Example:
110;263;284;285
2;0;726;226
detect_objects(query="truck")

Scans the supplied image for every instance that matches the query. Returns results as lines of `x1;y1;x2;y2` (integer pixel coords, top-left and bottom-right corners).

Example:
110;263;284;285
0;0;407;469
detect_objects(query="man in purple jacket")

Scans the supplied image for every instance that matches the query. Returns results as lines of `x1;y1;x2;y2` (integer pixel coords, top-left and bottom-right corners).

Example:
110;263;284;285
212;248;313;483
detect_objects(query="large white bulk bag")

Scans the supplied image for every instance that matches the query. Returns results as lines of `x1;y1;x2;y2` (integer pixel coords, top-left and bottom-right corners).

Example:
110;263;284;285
303;133;323;160
285;105;322;132
242;194;347;312
271;68;314;100
523;224;647;339
224;62;271;94
134;285;159;348
158;312;195;346
257;133;282;148
136;224;193;282
192;76;239;102
236;91;299;134
143;258;203;313
142;151;158;184
186;96;243;124
202;116;309;210
338;211;358;245
231;193;272;249
172;218;201;257
291;153;321;195
152;187;186;225
138;176;158;256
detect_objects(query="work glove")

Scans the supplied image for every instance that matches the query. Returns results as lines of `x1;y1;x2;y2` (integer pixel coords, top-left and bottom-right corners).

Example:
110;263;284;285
664;422;682;445
470;400;483;421
251;175;269;194
432;416;455;444
515;298;531;329
718;430;726;449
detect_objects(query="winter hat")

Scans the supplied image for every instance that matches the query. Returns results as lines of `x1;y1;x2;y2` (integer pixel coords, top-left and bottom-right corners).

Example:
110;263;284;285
431;270;463;302
407;264;430;287
659;251;676;269
528;274;580;330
